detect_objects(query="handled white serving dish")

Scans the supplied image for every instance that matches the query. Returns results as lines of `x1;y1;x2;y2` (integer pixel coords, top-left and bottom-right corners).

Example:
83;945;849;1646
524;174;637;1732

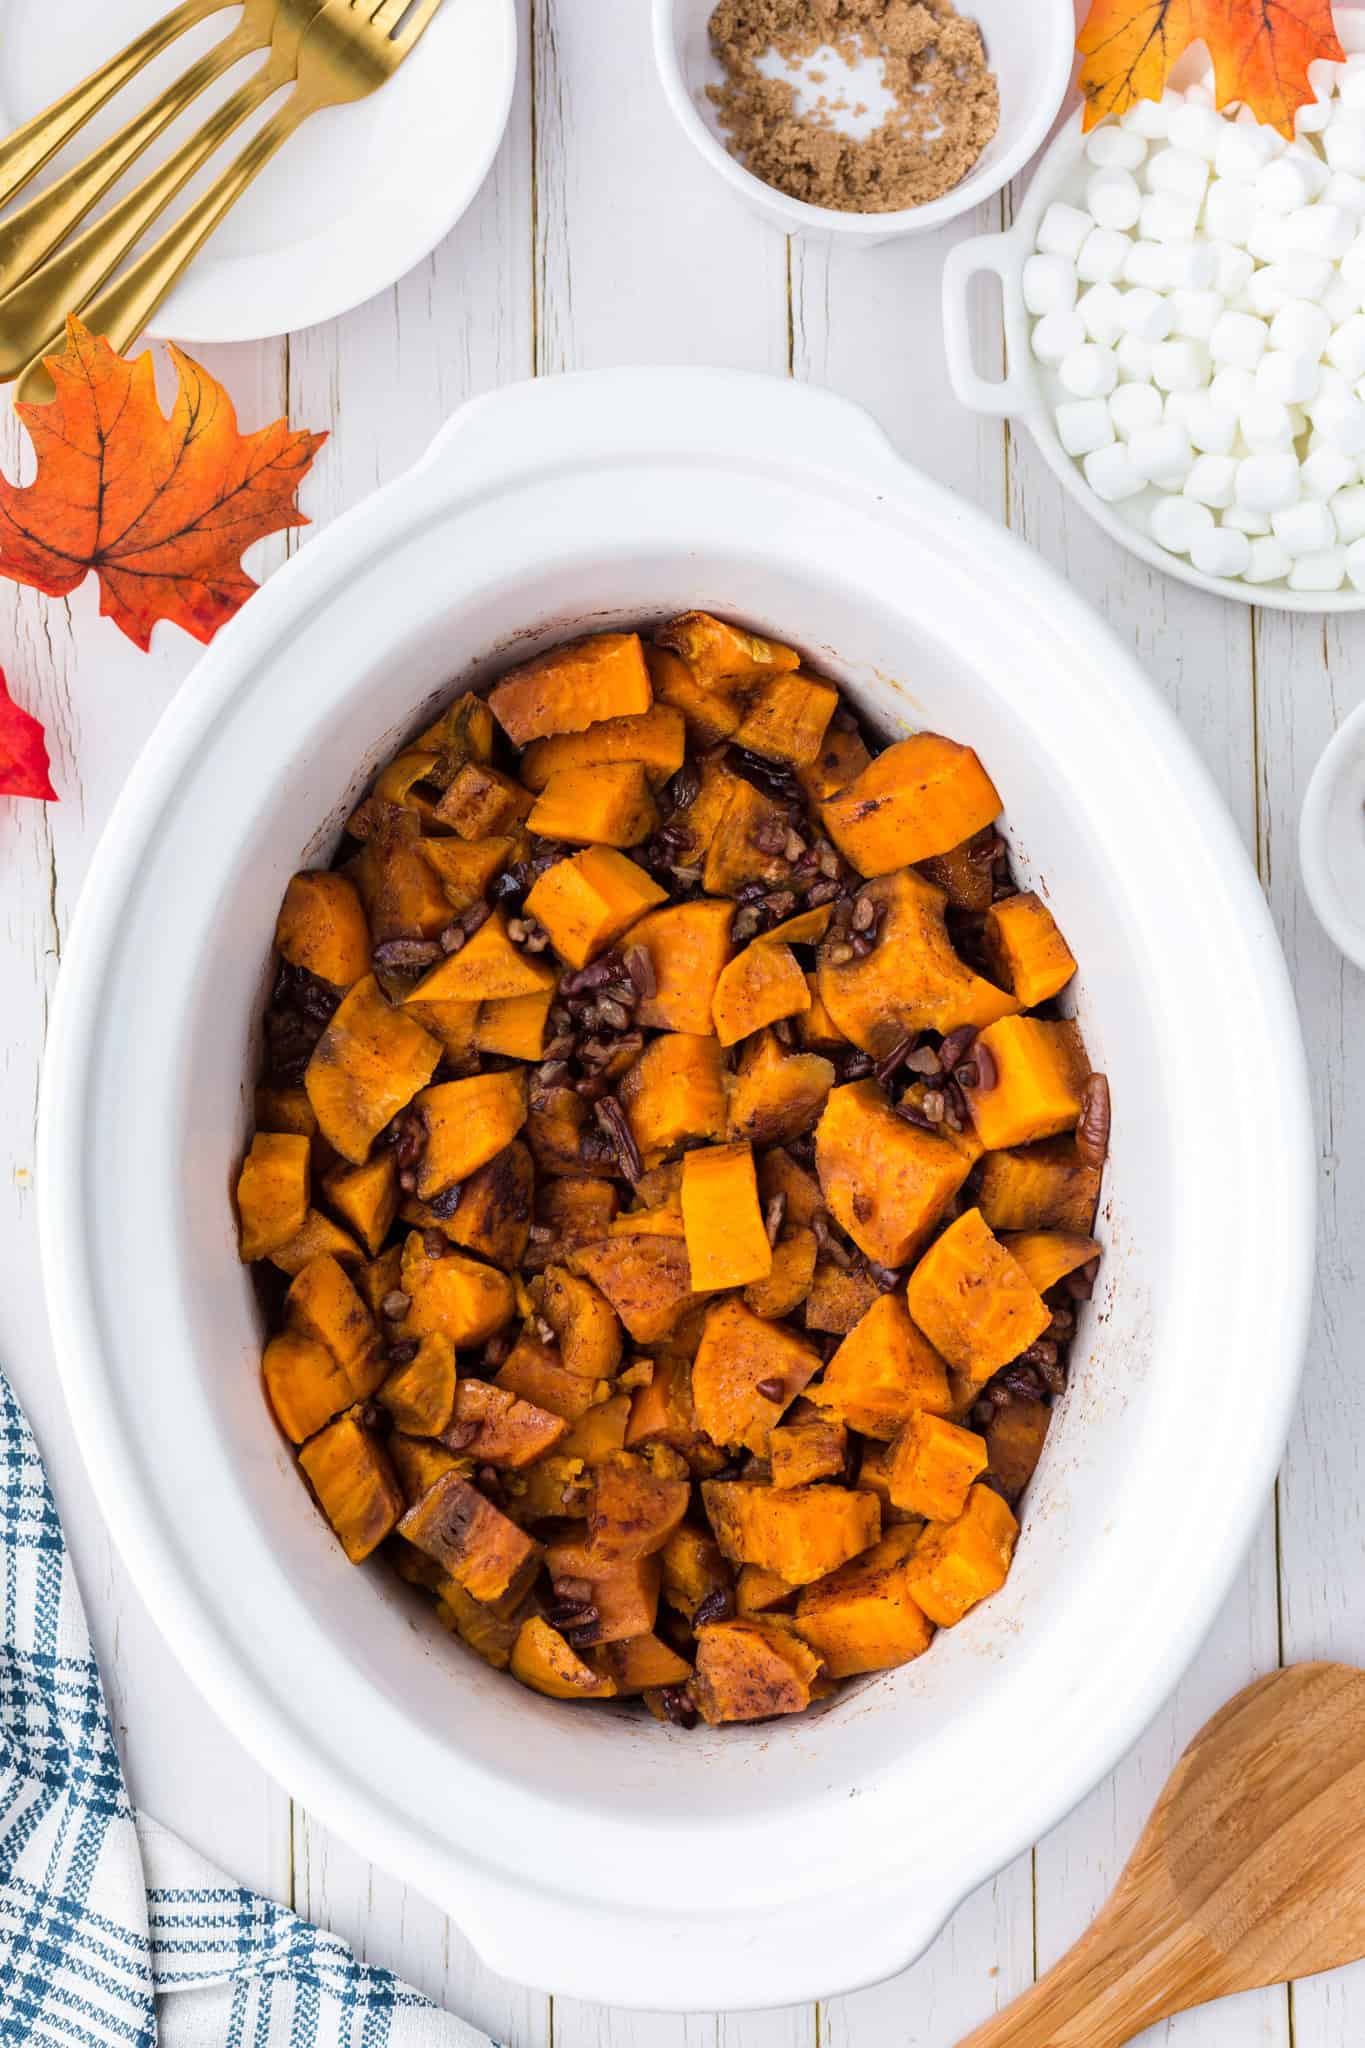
942;103;1365;612
38;368;1314;2011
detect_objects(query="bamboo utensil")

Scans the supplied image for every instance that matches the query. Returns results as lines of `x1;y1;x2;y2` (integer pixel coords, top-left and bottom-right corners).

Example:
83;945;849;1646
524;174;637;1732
957;1663;1365;2048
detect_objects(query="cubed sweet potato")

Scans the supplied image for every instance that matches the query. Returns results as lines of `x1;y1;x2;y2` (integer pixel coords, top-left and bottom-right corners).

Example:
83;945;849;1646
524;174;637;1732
262;1331;353;1444
305;975;441;1165
918;830;999;912
388;1432;467;1506
807;1291;952;1438
443;1141;534;1269
520;705;686;791
904;1484;1018;1627
1001;1230;1101;1296
413;1071;528;1200
733;671;838;767
644;644;742;745
275;871;372;989
691;1299;822;1455
411;692;496;778
496;1330;603;1422
254;1085;319;1141
726;1031;833;1145
531;1176;620;1263
961;1017;1090;1151
573;1233;697;1345
797;723;872;803
558;1392;632;1463
986;1401;1052;1505
400;1231;516;1346
797;973;847;1051
713;941;810;1047
735;1564;796;1614
701;1479;880;1586
793;1525;934;1678
589;1633;692;1694
855;1442;925;1527
510;1616;617;1699
407;908;558;1004
402;997;481;1069
420;834;517;912
983;892;1077;1008
619;1032;728;1165
888;1411;988;1521
269;1207;366;1276
237;1132;311;1261
476;990;555;1062
285;1254;384;1398
444;1378;567;1467
691;1617;821;1724
905;1209;1050;1386
526;1085;616;1181
350;805;452;943
815;1080;973;1268
524;848;667;969
755;1146;824;1228
489;633;653;746
587;1450;691;1562
299;1412;404;1562
544;1532;662;1645
816;869;1018;1059
655;612;799;684
975;1138;1101;1235
681;1143;772;1291
703;778;796;897
436;1580;527;1673
769;1401;847;1488
803;1258;880;1334
626;1353;714;1464
660;1521;732;1619
527;763;659;849
375;1331;456;1436
629;899;736;1035
743;1227;818;1319
542;1265;623;1379
321;1152;397;1258
821;734;1002;876
399;1470;542;1603
356;1244;403;1316
435;761;534;839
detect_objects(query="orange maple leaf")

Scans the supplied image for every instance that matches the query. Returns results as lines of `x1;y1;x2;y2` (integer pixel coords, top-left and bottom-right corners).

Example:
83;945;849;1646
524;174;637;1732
0;317;327;651
1077;0;1345;136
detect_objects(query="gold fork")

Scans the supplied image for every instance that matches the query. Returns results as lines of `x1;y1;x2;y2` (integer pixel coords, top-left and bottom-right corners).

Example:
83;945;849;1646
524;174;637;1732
0;0;332;382
15;0;446;404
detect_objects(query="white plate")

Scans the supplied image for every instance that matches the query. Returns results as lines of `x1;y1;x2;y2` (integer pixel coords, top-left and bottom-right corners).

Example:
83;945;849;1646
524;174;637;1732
1301;699;1365;969
0;0;518;344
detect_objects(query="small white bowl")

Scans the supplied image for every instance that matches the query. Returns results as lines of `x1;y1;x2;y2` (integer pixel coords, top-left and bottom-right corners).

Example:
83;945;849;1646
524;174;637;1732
1301;701;1365;968
651;0;1075;245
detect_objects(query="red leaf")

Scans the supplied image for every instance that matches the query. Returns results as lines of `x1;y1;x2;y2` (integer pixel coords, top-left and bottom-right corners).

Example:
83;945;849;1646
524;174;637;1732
0;670;56;801
1077;0;1344;136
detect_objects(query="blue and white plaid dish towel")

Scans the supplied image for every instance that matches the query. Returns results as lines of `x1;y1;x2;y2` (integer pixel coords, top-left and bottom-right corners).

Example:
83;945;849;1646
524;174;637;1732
0;1367;494;2047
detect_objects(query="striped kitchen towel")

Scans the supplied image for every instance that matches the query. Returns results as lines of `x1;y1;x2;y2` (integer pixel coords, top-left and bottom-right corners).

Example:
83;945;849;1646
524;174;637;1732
0;1367;494;2047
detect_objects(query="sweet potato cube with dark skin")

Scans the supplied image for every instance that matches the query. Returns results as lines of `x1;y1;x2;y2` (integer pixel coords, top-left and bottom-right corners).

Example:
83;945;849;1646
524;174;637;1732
1001;1230;1101;1296
299;1412;404;1563
690;1617;821;1725
274;870;373;990
986;1401;1053;1505
262;1332;353;1444
655;612;800;686
412;692;497;779
510;1616;618;1699
442;1141;534;1269
703;779;797;898
285;1254;384;1399
803;1258;879;1335
742;1227;818;1319
530;1176;620;1265
816;869;1018;1059
237;1132;311;1261
254;1085;319;1141
304;975;441;1166
619;1031;728;1166
888;1411;988;1521
350;806;452;944
793;1526;934;1678
918;830;999;912
961;1016;1090;1152
681;1143;772;1292
541;1265;623;1379
321;1152;397;1258
496;1330;604;1422
520;704;686;791
412;1071;528;1201
587;1451;691;1563
807;1291;952;1439
544;1532;661;1645
701;1480;881;1586
526;762;659;849
434;761;533;839
905;1208;1050;1386
726;1032;834;1146
690;1299;822;1455
443;1378;568;1468
769;1401;847;1488
589;1632;692;1694
388;1432;467;1506
904;1484;1018;1627
406;909;558;1004
815;1080;973;1269
489;632;653;746
820;733;1002;876
524;848;667;970
399;1471;542;1603
975;1138;1101;1235
377;1332;458;1436
572;1234;697;1345
400;1231;516;1347
732;671;838;768
660;1521;733;1620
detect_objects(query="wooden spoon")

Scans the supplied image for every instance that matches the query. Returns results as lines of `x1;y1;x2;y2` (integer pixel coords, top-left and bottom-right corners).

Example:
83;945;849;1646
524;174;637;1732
958;1663;1365;2048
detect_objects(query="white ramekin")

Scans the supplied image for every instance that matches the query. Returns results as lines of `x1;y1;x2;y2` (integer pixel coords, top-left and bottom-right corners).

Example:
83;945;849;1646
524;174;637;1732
651;0;1075;245
38;369;1314;2011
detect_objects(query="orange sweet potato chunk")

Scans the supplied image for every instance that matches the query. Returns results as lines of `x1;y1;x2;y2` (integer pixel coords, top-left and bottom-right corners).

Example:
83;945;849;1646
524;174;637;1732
986;1401;1053;1505
793;1526;935;1678
285;1254;383;1398
821;733;1002;876
769;1401;847;1488
406;908;558;1004
814;1080;973;1269
476;990;555;1062
413;1070;528;1199
400;1470;541;1603
804;1258;880;1335
660;1521;733;1619
681;1143;772;1291
445;1378;568;1468
275;871;372;989
702;1479;880;1586
299;1412;404;1563
656;612;800;684
350;805;452;943
630;898;736;1035
816;869;1018;1059
961;1017;1090;1151
524;848;667;969
262;1331;353;1444
496;1330;603;1422
733;671;838;768
520;705;686;791
590;1632;692;1694
305;975;441;1165
545;1531;663;1644
575;1234;697;1344
797;722;872;804
420;835;516;913
983;892;1077;1008
735;1564;796;1614
489;632;653;746
400;1231;516;1346
542;1265;624;1379
703;778;795;897
268;1209;364;1278
644;644;742;745
1001;1230;1101;1297
619;1032;728;1165
526;763;659;848
588;1451;691;1562
727;1031;833;1146
511;1616;617;1699
691;1299;822;1455
808;1290;952;1438
253;1085;319;1141
755;1146;824;1228
904;1484;1018;1627
321;1152;397;1258
976;1138;1101;1235
713;941;810;1047
558;1391;632;1462
918;830;999;912
237;1132;311;1261
388;1432;466;1506
888;1411;988;1521
855;1442;926;1528
626;1353;714;1463
377;1332;458;1436
434;762;533;839
691;1618;821;1724
905;1208;1050;1386
742;1226;818;1319
443;1141;534;1269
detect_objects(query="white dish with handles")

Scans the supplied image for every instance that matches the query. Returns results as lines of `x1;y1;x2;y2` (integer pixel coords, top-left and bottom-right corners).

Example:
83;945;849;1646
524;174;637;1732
38;367;1314;2010
942;100;1365;612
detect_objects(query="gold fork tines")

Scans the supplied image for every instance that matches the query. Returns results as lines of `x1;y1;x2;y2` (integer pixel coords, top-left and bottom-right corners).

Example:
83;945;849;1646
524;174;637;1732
15;0;447;403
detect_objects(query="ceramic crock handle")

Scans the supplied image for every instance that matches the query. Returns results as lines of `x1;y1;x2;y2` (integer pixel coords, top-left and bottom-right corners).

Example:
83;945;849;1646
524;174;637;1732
941;233;1031;419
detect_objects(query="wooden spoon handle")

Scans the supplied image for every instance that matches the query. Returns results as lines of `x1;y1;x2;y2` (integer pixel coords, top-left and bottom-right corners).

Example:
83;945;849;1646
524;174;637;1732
955;1913;1190;2048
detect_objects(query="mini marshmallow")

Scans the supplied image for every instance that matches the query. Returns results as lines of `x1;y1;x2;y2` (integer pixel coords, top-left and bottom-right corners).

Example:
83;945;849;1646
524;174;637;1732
1146;146;1211;203
1224;502;1273;535
1312;388;1365;452
1324;171;1365;215
1297;97;1333;134
1325;112;1365;176
1171;288;1224;340
1077;282;1126;344
1341;230;1365;285
1243;536;1294;581
1256;349;1322;404
1327;312;1365;376
1116;334;1158;382
1209;309;1269;368
1123;240;1170;289
1126;96;1171;141
1311;55;1345;99
1215;123;1279;181
1246;211;1293;265
1149;494;1214;552
1302;446;1358;499
1082;443;1144;502
1057;398;1115;457
1184;453;1239;506
1248;255;1335;313
1285;203;1355;259
1204;178;1259;244
1272;499;1337;553
1321;272;1364;323
1109;382;1164;438
1139;193;1201;243
1346;535;1365;587
1163;389;1202;430
1240;395;1298;449
1256;156;1313;211
1059;342;1119;399
1086;125;1147;172
1270;300;1333;356
1077;227;1131;285
1191;527;1253;577
1341;57;1365;106
1163;239;1219;289
1210;366;1259;412
1308;366;1352;417
1023;253;1077;316
1184;392;1239;452
1031;309;1087;366
1119;286;1173;341
1130;421;1195;486
1038;202;1093;260
1289;546;1347;588
1214;244;1256;298
1168;102;1224;158
1151;337;1206;392
1087;167;1142;231
1331;482;1365;539
1236;448;1302;510
1285;140;1331;198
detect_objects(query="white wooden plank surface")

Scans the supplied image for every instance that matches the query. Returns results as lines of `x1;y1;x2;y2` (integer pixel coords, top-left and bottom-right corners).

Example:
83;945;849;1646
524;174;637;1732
0;1;1359;2043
